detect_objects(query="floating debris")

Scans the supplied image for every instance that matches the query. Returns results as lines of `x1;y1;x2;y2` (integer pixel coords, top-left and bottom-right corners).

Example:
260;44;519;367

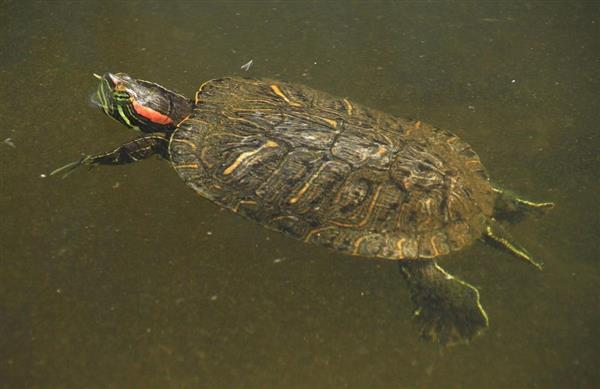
273;257;287;264
240;59;253;71
480;17;515;23
3;137;15;148
40;173;47;178
480;18;503;23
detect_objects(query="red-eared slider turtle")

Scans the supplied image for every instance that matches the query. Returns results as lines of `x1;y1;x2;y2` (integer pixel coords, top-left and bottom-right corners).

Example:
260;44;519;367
53;73;554;346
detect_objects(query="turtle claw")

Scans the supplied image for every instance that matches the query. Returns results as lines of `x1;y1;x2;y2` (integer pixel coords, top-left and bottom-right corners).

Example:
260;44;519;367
50;155;96;178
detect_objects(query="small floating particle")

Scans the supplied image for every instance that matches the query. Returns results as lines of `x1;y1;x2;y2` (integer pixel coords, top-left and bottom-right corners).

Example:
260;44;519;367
480;18;503;23
3;138;15;148
210;295;218;301
40;173;47;178
273;257;287;264
206;231;213;236
240;59;253;71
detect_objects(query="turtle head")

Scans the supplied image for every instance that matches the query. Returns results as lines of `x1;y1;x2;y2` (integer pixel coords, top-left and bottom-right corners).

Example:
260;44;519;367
91;72;193;133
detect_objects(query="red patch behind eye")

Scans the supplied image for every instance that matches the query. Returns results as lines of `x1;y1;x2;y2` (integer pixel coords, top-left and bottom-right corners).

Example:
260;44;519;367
131;100;174;125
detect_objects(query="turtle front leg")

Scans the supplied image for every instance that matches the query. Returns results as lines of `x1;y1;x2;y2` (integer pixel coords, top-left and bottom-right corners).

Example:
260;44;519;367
399;261;489;347
51;133;169;177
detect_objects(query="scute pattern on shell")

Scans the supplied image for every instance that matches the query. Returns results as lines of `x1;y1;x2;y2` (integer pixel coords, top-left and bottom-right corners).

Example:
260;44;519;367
169;77;496;260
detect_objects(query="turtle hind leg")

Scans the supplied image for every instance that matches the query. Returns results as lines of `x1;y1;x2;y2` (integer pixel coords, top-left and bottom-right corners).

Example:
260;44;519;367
399;261;489;347
483;218;543;270
493;187;554;223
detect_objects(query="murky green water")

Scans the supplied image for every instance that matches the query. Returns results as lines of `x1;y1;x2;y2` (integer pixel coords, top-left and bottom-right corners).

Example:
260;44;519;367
1;1;598;387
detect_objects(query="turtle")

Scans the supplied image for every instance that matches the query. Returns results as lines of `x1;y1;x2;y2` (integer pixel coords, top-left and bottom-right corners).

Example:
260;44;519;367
52;72;554;346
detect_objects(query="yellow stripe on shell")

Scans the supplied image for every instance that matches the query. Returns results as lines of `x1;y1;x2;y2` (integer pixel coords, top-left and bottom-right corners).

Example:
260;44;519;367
352;235;372;255
343;98;353;115
171;138;197;151
319;117;337;128
223;140;278;176
174;163;199;169
331;186;382;228
270;84;302;107
288;162;329;204
303;226;337;243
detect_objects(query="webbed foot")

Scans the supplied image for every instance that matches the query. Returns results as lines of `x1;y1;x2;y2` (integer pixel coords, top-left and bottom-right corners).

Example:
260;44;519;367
400;261;489;347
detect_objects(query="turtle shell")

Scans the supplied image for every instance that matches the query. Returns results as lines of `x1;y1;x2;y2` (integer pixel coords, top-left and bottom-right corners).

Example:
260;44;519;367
168;78;495;260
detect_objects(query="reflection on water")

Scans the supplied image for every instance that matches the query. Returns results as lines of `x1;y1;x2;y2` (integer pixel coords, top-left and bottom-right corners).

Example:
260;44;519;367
1;1;598;387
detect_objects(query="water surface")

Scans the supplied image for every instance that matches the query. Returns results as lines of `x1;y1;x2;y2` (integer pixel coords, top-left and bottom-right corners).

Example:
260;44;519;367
1;1;598;387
